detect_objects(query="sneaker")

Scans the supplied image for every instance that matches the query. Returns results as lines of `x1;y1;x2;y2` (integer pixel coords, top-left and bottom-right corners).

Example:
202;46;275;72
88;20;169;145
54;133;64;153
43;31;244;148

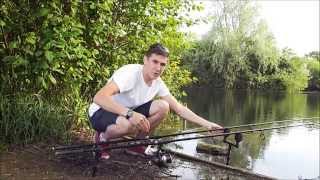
94;131;110;160
144;145;159;156
126;146;147;156
126;145;158;156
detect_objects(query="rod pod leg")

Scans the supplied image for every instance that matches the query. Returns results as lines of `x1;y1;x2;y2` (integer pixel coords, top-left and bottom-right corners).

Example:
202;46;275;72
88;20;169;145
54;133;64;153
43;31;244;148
223;131;243;165
226;144;232;165
92;145;100;177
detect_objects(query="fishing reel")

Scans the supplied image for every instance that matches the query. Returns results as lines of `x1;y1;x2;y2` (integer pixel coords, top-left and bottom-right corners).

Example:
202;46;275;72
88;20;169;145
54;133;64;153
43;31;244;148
222;128;243;165
151;151;172;167
146;145;172;167
223;128;243;148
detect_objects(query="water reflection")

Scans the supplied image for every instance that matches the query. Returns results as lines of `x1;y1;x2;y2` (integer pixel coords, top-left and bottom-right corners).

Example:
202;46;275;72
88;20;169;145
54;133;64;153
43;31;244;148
252;126;319;179
157;87;320;179
183;87;319;127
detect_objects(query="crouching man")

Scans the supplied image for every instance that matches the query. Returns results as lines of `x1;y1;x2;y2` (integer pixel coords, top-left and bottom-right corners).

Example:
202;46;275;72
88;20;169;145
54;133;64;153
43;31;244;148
88;43;223;159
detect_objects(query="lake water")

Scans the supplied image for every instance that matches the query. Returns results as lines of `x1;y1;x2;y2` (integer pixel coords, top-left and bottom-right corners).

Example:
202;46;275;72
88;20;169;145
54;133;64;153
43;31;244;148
159;87;320;179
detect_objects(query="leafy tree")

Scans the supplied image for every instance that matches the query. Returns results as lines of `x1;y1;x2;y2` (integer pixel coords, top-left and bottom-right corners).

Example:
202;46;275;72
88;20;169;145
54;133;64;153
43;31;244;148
305;56;320;90
0;0;200;143
183;0;311;91
304;51;320;90
278;57;309;91
305;51;320;60
184;0;279;88
0;0;199;97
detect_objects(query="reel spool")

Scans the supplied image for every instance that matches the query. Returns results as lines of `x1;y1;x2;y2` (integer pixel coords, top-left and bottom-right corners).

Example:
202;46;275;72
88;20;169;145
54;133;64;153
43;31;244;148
146;145;173;167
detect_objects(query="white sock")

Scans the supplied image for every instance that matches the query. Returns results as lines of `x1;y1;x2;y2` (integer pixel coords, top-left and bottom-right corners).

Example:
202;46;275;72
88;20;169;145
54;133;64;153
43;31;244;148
99;132;107;142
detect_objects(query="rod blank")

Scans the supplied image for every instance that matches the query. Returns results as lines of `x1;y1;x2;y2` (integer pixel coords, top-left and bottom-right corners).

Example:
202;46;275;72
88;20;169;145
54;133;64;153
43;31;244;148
53;117;318;151
53;122;314;156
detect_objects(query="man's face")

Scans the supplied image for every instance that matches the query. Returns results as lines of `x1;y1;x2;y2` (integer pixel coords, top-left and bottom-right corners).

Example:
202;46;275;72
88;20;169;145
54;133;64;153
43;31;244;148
143;53;168;80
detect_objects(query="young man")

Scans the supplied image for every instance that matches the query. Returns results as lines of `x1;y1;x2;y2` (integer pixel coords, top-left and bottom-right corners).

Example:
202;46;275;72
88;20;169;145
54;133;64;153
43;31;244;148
88;43;223;159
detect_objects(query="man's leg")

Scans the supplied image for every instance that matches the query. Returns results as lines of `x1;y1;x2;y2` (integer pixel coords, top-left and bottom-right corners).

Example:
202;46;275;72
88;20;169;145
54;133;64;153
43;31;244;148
140;99;169;137
103;116;135;140
125;99;169;155
103;99;169;140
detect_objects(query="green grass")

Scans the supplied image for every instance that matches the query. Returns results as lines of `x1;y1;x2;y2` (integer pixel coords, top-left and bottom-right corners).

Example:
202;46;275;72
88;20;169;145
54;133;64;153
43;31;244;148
0;93;88;145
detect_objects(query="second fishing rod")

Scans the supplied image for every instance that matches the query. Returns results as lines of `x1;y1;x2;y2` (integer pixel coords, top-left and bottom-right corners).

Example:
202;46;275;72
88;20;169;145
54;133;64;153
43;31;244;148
53;122;314;156
53;117;317;151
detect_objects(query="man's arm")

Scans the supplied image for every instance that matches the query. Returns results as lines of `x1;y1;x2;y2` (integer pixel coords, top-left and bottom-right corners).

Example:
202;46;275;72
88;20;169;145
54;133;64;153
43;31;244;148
93;80;128;117
161;94;222;130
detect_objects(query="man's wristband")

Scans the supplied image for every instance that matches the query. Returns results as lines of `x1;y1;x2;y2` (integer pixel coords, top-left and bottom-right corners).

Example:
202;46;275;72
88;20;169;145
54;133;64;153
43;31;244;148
125;109;133;119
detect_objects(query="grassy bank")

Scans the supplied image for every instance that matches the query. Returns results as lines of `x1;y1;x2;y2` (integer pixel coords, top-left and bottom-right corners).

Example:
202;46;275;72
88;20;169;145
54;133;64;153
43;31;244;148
0;92;89;145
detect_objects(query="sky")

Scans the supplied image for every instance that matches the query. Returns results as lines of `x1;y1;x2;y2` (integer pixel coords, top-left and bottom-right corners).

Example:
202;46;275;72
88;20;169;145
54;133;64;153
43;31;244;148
187;0;319;56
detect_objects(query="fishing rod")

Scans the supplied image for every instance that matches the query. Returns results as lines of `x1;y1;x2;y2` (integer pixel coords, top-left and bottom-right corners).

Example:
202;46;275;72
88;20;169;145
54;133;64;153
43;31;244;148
53;122;315;177
53;117;318;152
152;117;319;139
53;122;314;156
178;117;319;134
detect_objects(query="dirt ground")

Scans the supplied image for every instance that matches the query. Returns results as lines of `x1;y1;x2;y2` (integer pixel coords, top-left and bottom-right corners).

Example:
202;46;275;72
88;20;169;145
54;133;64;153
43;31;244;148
0;134;272;180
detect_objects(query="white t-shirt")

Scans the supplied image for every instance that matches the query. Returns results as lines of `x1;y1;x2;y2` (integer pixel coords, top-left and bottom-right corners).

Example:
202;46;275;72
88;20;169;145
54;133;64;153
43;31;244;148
88;64;170;117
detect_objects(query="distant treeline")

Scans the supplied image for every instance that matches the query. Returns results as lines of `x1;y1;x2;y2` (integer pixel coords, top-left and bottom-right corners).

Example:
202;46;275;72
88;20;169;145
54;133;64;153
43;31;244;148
183;0;319;91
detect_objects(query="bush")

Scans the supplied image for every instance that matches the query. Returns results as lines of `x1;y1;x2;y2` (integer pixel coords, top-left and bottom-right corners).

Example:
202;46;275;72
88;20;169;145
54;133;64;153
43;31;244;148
306;58;320;90
0;0;199;144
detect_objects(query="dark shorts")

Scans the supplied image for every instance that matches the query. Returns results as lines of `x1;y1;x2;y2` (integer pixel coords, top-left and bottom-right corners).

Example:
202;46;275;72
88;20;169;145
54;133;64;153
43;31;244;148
89;101;153;132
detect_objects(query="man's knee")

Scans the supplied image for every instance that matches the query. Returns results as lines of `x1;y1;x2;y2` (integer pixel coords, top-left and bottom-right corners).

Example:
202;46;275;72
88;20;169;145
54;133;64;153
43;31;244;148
154;99;169;115
108;116;135;134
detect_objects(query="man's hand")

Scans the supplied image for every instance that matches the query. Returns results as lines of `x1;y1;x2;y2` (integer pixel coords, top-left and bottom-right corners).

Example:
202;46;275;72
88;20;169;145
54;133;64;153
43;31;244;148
205;122;224;134
129;112;150;133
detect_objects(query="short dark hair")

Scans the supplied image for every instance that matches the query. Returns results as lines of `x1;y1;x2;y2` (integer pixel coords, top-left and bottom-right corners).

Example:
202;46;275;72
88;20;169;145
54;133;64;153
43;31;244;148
145;43;169;58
